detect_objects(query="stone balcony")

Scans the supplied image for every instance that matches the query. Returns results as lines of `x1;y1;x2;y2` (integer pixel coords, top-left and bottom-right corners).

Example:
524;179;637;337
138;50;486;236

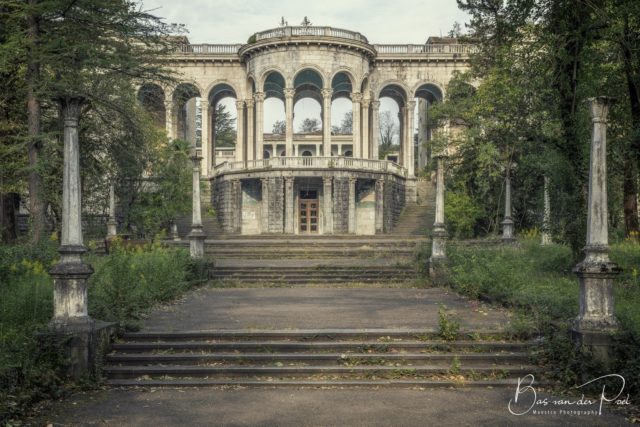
212;156;407;178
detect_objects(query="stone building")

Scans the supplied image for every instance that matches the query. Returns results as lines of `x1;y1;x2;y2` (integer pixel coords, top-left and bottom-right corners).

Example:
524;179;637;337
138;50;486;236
138;25;472;235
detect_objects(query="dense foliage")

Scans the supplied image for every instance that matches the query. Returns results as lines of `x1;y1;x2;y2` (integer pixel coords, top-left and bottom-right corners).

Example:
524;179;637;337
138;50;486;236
430;0;640;253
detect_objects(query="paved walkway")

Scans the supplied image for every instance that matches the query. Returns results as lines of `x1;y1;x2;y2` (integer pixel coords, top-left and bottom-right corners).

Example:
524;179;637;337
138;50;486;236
140;286;509;332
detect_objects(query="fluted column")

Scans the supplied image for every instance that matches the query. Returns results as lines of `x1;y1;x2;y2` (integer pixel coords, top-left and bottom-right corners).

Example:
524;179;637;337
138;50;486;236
361;99;370;159
573;97;620;350
235;100;245;164
106;182;117;238
164;100;174;140
188;147;206;258
501;167;516;243
405;101;416;177
285;88;295;156
371;101;380;159
246;98;255;162
50;97;93;328
322;88;333;156
200;99;209;175
351;92;362;158
254;92;265;159
428;156;448;278
541;176;552;245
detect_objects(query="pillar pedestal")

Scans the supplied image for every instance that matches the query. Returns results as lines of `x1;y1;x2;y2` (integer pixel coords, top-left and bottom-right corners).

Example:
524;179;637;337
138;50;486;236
188;149;207;258
428;156;448;282
501;170;517;244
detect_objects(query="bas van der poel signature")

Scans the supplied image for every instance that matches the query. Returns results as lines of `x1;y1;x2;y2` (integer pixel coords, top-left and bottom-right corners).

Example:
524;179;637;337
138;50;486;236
508;374;631;416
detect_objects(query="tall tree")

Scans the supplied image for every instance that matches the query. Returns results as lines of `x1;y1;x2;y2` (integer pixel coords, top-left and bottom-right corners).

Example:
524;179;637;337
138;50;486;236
214;103;236;147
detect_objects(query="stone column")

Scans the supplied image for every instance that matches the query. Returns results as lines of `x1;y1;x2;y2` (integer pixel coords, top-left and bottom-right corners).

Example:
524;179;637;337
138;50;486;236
284;176;295;233
170;221;180;241
200;99;209;176
371;101;380;160
254;92;265;159
501;167;516;243
572;97;620;364
49;97;94;378
361;99;370;159
188;147;206;258
164;100;174;140
375;178;384;233
351;92;362;158
428;156;448;279
398;110;404;165
232;179;242;233
323;176;333;234
106;182;117;238
261;178;269;234
285;88;295;156
405;101;416;177
210;105;216;168
417;99;429;170
541;175;552;245
235;100;245;164
322;88;333;157
246;98;255;162
348;177;356;233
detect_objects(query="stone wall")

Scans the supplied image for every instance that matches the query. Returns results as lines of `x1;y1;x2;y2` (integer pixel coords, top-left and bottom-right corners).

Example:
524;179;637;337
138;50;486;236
356;180;376;235
241;179;262;235
332;178;350;234
383;176;406;232
267;177;284;233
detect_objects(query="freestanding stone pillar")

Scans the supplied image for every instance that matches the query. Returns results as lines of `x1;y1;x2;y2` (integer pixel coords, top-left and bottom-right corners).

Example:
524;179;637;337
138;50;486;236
361;99;370;159
428;156;448;280
541;175;552;245
235;100;245;164
106;182;117;238
246;98;255;162
371;101;380;160
351;92;362;158
501;166;516;244
255;92;266;159
572;97;620;365
188;147;206;258
49;97;95;378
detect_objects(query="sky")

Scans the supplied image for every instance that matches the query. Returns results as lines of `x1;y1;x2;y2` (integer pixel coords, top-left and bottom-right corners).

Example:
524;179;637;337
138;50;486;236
140;0;469;45
141;0;469;136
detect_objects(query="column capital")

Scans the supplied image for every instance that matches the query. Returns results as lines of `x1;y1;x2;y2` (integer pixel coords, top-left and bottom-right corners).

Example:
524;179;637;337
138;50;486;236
351;92;362;102
371;100;380;110
361;98;371;109
322;176;333;184
321;88;333;98
57;96;86;126
235;100;245;110
200;98;209;107
284;88;295;99
254;92;266;102
587;96;615;124
406;100;416;109
245;98;255;108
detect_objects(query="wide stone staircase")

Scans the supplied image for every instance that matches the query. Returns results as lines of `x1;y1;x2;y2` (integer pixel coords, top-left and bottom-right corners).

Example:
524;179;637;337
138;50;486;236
392;178;436;236
105;329;538;388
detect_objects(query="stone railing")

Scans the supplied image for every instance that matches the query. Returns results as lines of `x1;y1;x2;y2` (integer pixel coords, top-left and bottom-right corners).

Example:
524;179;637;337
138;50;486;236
375;44;475;55
176;44;242;54
253;26;368;43
213;156;406;177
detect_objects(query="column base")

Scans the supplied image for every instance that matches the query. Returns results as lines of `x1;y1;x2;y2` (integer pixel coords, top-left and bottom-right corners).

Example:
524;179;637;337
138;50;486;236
570;327;617;371
188;227;207;258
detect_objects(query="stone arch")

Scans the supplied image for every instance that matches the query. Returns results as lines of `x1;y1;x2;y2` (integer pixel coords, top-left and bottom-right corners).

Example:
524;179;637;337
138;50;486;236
293;66;326;89
377;82;409;106
331;72;353;100
263;70;286;100
293;68;324;134
329;69;356;91
172;82;201;143
412;81;445;103
259;67;287;94
204;80;240;103
137;83;165;128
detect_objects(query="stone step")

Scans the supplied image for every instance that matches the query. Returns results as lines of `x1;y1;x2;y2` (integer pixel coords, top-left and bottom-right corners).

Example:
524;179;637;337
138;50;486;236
104;364;537;380
106;352;530;366
106;378;534;388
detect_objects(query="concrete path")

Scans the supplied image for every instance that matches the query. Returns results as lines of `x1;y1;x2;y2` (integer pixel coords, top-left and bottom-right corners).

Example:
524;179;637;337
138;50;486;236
140;286;509;332
41;387;630;426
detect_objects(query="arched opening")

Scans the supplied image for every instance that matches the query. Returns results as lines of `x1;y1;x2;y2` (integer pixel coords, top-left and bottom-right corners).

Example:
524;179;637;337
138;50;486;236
263;150;271;159
378;84;406;162
344;150;353;157
301;150;313;157
414;83;444;172
137;83;165;128
172;83;201;145
207;83;238;167
293;69;323;142
331;73;353;136
263;71;286;158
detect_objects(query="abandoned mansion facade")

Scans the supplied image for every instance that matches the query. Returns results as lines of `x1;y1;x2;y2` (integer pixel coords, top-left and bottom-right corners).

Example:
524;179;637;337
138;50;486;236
139;25;472;235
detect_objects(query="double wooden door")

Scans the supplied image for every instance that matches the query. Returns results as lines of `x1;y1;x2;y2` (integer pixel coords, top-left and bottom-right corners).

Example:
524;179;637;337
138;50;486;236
299;190;318;234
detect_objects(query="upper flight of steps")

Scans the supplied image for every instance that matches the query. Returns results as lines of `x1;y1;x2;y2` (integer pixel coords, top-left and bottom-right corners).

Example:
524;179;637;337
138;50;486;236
105;329;540;388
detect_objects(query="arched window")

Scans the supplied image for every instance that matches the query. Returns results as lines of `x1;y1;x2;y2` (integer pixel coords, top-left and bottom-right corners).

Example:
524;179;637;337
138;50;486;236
302;150;313;157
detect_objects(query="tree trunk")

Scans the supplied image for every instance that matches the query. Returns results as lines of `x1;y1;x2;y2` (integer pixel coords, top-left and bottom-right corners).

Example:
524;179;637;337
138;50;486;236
621;16;640;239
1;192;19;242
26;0;45;244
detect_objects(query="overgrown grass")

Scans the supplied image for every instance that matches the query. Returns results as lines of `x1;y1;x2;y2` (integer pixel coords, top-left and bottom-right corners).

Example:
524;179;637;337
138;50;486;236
440;237;640;395
0;238;209;423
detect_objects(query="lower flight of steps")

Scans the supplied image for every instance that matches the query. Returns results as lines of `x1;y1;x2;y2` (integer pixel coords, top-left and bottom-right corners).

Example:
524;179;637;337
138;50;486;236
104;329;540;388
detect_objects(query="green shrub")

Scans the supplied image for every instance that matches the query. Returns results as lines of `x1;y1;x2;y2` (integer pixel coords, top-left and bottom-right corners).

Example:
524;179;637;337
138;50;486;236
444;190;483;238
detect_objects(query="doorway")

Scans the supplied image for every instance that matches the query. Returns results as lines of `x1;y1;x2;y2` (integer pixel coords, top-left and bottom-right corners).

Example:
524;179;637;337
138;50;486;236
299;190;318;234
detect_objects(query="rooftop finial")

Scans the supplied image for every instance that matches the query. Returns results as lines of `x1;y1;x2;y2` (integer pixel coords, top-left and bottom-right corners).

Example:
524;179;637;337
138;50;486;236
280;16;288;27
301;16;312;27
